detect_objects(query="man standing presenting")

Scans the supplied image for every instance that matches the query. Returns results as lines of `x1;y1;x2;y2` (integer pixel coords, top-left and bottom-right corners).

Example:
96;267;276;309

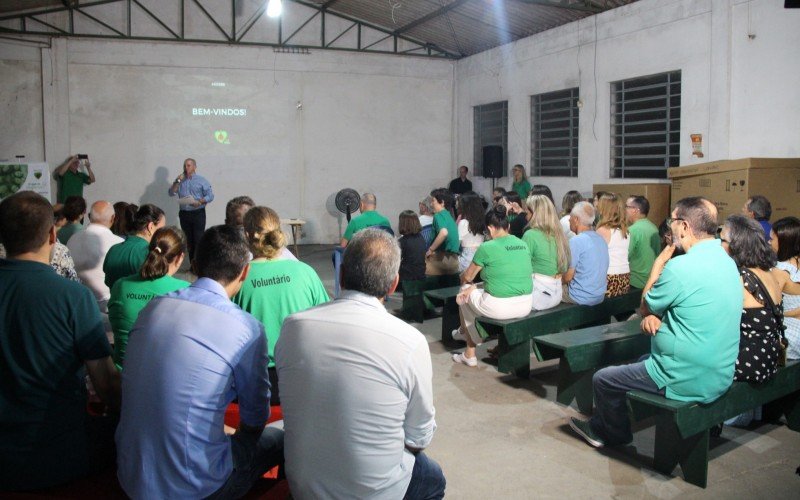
169;158;214;264
117;225;283;498
339;192;391;247
562;201;609;305
55;155;95;203
0;192;119;491
448;165;472;196
625;195;660;289
569;197;742;448
278;229;445;499
67;200;124;313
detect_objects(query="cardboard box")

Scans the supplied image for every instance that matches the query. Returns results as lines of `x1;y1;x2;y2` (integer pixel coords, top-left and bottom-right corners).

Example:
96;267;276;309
668;158;800;222
592;183;671;225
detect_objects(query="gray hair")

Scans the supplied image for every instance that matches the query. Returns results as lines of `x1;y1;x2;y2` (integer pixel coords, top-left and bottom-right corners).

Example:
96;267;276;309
674;197;718;237
419;196;433;214
570;201;595;227
89;200;114;224
341;228;400;297
747;195;772;221
362;193;377;207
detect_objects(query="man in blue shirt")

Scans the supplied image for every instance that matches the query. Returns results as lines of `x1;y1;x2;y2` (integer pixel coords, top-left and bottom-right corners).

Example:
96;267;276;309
169;158;214;265
117;225;283;499
562;201;609;305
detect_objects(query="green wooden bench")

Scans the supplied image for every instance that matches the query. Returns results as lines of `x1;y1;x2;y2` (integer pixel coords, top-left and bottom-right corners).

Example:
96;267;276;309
626;360;800;488
401;275;460;324
423;285;463;346
478;289;642;378
533;320;650;413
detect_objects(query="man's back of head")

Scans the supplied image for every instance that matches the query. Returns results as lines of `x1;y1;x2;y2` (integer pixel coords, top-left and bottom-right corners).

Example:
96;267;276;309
89;200;115;227
194;225;250;285
0;191;54;258
341;228;400;298
361;193;377;211
225;195;255;227
673;196;718;239
570;201;595;230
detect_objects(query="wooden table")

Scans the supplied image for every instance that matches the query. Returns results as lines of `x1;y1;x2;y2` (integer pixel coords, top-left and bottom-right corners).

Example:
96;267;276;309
280;219;305;257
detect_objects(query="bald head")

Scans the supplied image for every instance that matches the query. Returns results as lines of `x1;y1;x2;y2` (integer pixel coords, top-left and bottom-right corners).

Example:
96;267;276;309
361;193;377;211
673;196;718;238
89;200;115;227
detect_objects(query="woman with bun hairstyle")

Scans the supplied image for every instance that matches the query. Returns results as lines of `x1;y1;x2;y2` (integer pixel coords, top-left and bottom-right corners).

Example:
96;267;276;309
103;203;165;289
233;206;329;404
452;205;533;367
108;226;190;369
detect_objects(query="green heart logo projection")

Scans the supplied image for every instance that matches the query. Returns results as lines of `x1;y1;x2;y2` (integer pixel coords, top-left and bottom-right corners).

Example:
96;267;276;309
0;164;28;199
214;130;230;144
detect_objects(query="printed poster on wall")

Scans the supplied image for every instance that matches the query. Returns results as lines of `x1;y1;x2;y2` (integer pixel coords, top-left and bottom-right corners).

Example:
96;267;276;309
0;163;50;200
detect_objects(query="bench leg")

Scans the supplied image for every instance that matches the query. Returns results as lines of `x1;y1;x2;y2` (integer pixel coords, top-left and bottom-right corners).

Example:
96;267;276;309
440;298;461;347
497;337;531;378
783;393;800;432
653;414;709;488
555;363;594;415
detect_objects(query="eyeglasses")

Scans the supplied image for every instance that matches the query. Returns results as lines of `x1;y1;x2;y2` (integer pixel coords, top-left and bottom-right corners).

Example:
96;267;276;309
625;205;637;210
666;217;686;225
719;238;730;243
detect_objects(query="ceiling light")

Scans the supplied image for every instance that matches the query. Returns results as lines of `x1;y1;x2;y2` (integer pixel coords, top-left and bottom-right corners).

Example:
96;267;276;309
267;0;282;18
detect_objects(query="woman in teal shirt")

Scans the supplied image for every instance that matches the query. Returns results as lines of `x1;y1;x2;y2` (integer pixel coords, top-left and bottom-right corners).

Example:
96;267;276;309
233;206;329;404
108;226;190;369
510;164;532;200
452;205;533;367
523;194;571;310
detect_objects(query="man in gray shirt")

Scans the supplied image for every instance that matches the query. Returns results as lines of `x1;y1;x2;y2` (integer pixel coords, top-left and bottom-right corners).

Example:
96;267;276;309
277;229;445;499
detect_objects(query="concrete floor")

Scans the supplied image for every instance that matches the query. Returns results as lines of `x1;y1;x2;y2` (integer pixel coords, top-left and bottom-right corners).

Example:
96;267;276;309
183;244;800;499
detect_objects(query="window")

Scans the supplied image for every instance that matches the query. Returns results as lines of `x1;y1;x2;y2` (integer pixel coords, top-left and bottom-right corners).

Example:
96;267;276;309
611;71;681;179
473;101;508;177
531;88;579;177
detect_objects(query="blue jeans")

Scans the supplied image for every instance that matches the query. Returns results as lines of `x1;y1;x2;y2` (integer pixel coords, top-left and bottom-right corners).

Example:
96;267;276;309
589;355;664;446
205;426;285;500
403;452;446;500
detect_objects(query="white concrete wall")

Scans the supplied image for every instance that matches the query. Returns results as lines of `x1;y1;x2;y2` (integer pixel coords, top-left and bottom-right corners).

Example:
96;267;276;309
0;35;454;243
0;40;44;162
455;0;800;204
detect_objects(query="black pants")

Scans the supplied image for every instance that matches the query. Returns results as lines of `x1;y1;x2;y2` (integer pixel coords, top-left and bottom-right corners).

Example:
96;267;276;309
179;208;206;263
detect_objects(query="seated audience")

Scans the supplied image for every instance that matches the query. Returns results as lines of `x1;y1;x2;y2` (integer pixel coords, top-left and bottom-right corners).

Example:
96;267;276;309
452;206;533;367
340;192;392;246
625;195;660;289
68;200;124;312
51;239;80;282
57;195;86;245
501;191;528;238
524;194;571;310
225;195;296;261
233;206;329;405
111;201;134;237
563;201;609;305
117;225;284;498
53;203;67;230
529;184;555;206
0;191;119;491
277;229;444;499
596;193;631;297
560;190;583;238
418;196;434;227
398;210;427;283
742;194;773;241
107;227;190;370
492;187;507;206
569;197;742;448
456;193;486;272
510;164;531;200
771;217;800;360
103;204;165;289
425;188;460;276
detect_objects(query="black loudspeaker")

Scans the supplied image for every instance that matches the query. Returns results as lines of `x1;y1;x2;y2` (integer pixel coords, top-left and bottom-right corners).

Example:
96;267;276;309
786;0;800;7
482;145;504;178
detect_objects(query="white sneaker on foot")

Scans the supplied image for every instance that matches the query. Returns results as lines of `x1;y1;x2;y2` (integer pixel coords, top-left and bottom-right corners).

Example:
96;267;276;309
451;352;478;367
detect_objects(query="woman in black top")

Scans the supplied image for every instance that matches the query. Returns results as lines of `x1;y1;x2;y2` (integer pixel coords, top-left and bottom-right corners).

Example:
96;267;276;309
398;210;427;282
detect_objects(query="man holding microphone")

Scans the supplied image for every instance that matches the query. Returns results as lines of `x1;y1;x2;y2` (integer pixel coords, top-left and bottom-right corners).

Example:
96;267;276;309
169;158;213;266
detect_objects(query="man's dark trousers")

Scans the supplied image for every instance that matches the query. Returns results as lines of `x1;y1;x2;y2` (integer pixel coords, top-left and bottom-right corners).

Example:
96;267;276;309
179;207;205;263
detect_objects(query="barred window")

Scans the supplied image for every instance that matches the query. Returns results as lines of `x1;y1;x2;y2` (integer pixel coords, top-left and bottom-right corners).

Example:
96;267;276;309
531;88;579;177
611;71;681;179
473;101;508;177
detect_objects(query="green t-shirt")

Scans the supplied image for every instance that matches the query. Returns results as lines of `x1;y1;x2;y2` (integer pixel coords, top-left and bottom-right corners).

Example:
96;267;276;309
628;218;661;289
342;210;392;241
57;169;90;203
644;239;742;403
432;210;460;253
0;259;110;490
108;274;190;369
103;235;149;289
472;234;533;298
233;259;329;367
57;222;83;245
512;180;531;200
522;228;559;276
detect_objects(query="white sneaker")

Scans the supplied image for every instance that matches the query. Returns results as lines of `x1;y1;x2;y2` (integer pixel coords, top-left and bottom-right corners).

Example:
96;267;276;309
452;352;478;367
451;328;466;342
